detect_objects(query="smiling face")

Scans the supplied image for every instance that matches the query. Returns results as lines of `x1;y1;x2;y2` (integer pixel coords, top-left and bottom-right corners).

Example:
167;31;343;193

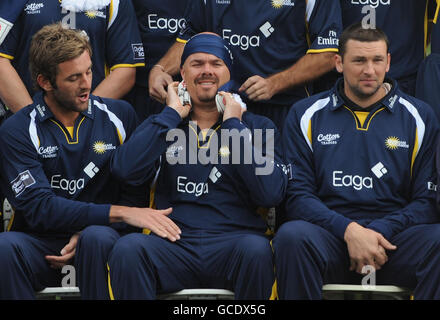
40;50;92;114
335;39;390;105
180;52;230;107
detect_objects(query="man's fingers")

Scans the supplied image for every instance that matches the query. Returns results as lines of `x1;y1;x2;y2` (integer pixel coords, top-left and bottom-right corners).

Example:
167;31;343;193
239;76;260;92
378;236;397;251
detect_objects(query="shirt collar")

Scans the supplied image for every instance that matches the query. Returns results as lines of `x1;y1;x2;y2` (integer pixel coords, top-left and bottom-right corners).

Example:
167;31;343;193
32;91;95;122
329;78;399;113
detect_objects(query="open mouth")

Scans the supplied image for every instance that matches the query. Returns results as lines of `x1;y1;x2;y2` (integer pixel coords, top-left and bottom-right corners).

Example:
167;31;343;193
78;92;89;103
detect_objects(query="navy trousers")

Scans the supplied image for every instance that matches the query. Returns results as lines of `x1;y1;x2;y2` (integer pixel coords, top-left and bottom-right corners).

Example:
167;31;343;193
273;221;440;299
0;232;69;299
107;230;274;300
75;225;123;299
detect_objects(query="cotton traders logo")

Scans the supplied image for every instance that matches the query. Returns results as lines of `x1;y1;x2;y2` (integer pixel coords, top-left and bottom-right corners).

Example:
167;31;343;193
317;133;340;145
271;0;295;8
38;145;59;159
25;3;44;14
93;141;116;154
385;136;409;150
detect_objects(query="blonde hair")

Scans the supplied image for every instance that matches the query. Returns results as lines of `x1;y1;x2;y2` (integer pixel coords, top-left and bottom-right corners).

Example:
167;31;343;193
29;23;92;90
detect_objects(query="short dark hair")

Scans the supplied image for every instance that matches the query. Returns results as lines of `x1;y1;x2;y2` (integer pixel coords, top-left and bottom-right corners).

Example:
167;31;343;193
338;22;389;59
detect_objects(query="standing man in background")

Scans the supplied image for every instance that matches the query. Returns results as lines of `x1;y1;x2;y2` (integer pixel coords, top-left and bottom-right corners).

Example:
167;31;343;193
130;0;191;120
339;0;436;96
148;0;342;132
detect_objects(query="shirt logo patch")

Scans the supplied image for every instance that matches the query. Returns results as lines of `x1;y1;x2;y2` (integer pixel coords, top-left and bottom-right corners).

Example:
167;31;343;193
93;141;116;154
38;145;59;159
385;136;409;150
209;167;222;183
260;22;275;38
271;0;295;8
84;10;106;19
371;162;387;179
0;17;13;45
11;170;36;197
132;43;145;60
84;162;100;178
25;3;44;15
317;133;340;145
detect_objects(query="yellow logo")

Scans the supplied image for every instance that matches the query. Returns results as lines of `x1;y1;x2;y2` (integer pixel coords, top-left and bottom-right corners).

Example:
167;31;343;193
271;0;295;8
385;136;409;150
271;0;284;8
85;11;97;18
219;145;231;158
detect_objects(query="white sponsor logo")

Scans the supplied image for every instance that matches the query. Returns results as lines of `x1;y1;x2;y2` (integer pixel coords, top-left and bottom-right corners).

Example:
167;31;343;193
317;30;339;46
177;176;209;197
216;0;231;4
147;14;186;33
51;175;84;195
428;181;437;191
25;3;44;14
371;162;387;179
317;133;340;145
0;18;13;46
38;145;59;159
350;0;390;9
333;171;373;191
11;170;36;197
223;29;260;51
259;22;275;38
132;43;145;60
83;162;99;178
166;145;184;158
209;167;222;183
36;104;46;117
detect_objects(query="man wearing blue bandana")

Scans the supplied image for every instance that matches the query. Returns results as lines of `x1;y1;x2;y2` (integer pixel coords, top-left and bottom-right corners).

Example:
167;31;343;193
148;0;342;133
106;33;288;299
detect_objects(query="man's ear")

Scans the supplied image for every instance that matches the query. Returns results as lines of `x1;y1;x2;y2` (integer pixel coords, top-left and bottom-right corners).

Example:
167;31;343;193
335;54;343;74
180;67;185;83
36;74;54;92
386;53;391;73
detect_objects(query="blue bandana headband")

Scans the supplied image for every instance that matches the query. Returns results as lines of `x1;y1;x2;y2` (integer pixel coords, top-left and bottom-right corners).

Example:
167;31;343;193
180;33;233;72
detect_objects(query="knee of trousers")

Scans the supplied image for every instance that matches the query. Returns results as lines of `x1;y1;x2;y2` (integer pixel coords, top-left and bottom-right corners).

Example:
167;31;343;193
0;233;27;269
234;234;273;264
77;225;120;253
273;220;319;254
108;233;155;268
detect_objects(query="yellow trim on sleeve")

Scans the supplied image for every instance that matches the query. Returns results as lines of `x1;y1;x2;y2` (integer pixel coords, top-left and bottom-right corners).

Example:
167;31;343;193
0;52;14;60
109;63;145;71
306;48;339;54
176;37;188;44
